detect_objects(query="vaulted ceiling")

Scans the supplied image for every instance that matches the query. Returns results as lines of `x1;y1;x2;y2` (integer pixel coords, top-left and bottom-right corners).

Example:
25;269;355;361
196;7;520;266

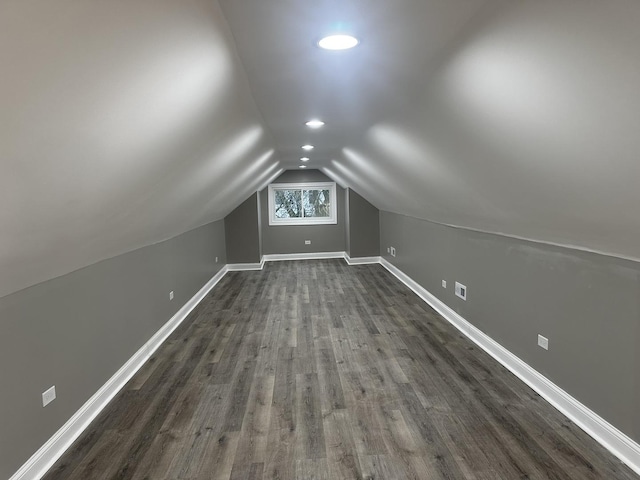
2;0;640;297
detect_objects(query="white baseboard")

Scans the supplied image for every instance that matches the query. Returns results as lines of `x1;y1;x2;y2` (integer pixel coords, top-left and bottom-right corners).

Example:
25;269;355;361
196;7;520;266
263;252;345;262
9;267;229;480
344;254;382;265
379;257;640;476
229;252;380;267
227;252;348;270
227;257;265;271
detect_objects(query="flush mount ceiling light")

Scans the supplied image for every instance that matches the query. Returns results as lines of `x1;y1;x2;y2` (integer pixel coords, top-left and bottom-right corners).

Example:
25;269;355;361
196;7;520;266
302;144;314;151
300;157;310;162
305;119;325;129
318;34;359;50
299;165;308;169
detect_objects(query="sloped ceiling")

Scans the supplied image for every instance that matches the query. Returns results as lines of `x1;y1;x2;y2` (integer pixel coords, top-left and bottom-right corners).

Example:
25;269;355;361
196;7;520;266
0;0;281;297
4;0;640;296
220;0;640;260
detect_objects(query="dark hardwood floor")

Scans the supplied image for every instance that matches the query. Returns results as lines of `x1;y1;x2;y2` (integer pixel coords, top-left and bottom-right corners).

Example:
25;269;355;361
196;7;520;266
43;260;638;479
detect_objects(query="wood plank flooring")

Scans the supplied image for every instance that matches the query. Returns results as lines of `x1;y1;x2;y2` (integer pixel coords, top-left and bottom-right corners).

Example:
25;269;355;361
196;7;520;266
43;260;639;479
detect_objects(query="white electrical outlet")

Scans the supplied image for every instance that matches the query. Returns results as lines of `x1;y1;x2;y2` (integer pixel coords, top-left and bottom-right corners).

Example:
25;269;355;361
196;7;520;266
538;334;549;350
169;291;174;301
215;256;218;263
305;240;311;245
442;280;447;288
455;282;467;300
387;247;390;254
42;386;56;407
390;246;396;257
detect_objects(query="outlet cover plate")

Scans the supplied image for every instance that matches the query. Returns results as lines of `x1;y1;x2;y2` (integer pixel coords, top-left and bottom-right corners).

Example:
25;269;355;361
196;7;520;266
169;291;174;301
538;334;549;350
442;280;447;288
42;386;56;407
390;247;396;257
305;240;311;245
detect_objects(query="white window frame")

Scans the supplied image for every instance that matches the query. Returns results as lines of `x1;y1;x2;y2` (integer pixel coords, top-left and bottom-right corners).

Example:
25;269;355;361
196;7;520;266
268;182;337;226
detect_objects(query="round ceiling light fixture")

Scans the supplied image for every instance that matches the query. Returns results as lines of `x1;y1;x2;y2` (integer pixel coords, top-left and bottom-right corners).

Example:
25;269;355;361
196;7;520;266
302;144;314;151
305;119;325;129
299;165;308;169
318;34;359;51
300;157;310;162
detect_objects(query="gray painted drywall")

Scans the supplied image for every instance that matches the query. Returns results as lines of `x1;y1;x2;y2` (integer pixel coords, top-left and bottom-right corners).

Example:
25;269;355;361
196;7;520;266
271;169;336;185
380;210;640;443
0;0;276;298
347;189;380;258
314;1;640;263
225;192;261;264
345;189;351;257
257;190;264;257
260;170;346;254
0;220;226;480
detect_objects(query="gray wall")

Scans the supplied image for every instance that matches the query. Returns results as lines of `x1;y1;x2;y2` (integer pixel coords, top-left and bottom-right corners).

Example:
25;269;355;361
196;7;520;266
0;220;226;480
0;0;276;299
347;189;380;258
257;190;264;257
380;210;640;443
225;192;261;264
260;170;346;255
345;189;351;257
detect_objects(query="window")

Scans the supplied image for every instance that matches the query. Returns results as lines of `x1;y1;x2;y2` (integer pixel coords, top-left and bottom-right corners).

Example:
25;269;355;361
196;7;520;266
268;182;337;226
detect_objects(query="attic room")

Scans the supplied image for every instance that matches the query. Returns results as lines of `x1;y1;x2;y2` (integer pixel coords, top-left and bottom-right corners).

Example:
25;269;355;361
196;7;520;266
2;0;640;479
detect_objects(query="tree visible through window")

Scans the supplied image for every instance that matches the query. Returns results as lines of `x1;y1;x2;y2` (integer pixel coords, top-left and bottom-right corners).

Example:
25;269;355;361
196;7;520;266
269;182;337;225
304;189;330;217
274;189;302;218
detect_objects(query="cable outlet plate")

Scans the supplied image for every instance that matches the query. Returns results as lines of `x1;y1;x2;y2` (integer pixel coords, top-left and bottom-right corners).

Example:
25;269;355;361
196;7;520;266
455;282;467;300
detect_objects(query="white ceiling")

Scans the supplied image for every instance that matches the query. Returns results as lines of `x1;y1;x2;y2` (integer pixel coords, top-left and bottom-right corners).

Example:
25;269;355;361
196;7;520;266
3;0;640;296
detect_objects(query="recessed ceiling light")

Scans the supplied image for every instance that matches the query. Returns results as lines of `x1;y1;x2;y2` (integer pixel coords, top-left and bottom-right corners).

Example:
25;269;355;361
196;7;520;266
299;165;307;169
305;119;325;129
300;157;310;162
302;145;314;151
318;34;359;50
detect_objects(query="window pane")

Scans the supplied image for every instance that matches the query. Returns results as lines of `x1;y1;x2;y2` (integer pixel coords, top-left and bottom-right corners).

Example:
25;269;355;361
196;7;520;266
303;189;331;218
274;189;302;218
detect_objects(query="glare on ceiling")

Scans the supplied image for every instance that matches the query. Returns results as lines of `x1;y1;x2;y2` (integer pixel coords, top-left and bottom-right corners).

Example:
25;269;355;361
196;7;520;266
300;157;310;162
305;119;325;128
318;34;359;50
302;145;314;151
299;165;308;169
